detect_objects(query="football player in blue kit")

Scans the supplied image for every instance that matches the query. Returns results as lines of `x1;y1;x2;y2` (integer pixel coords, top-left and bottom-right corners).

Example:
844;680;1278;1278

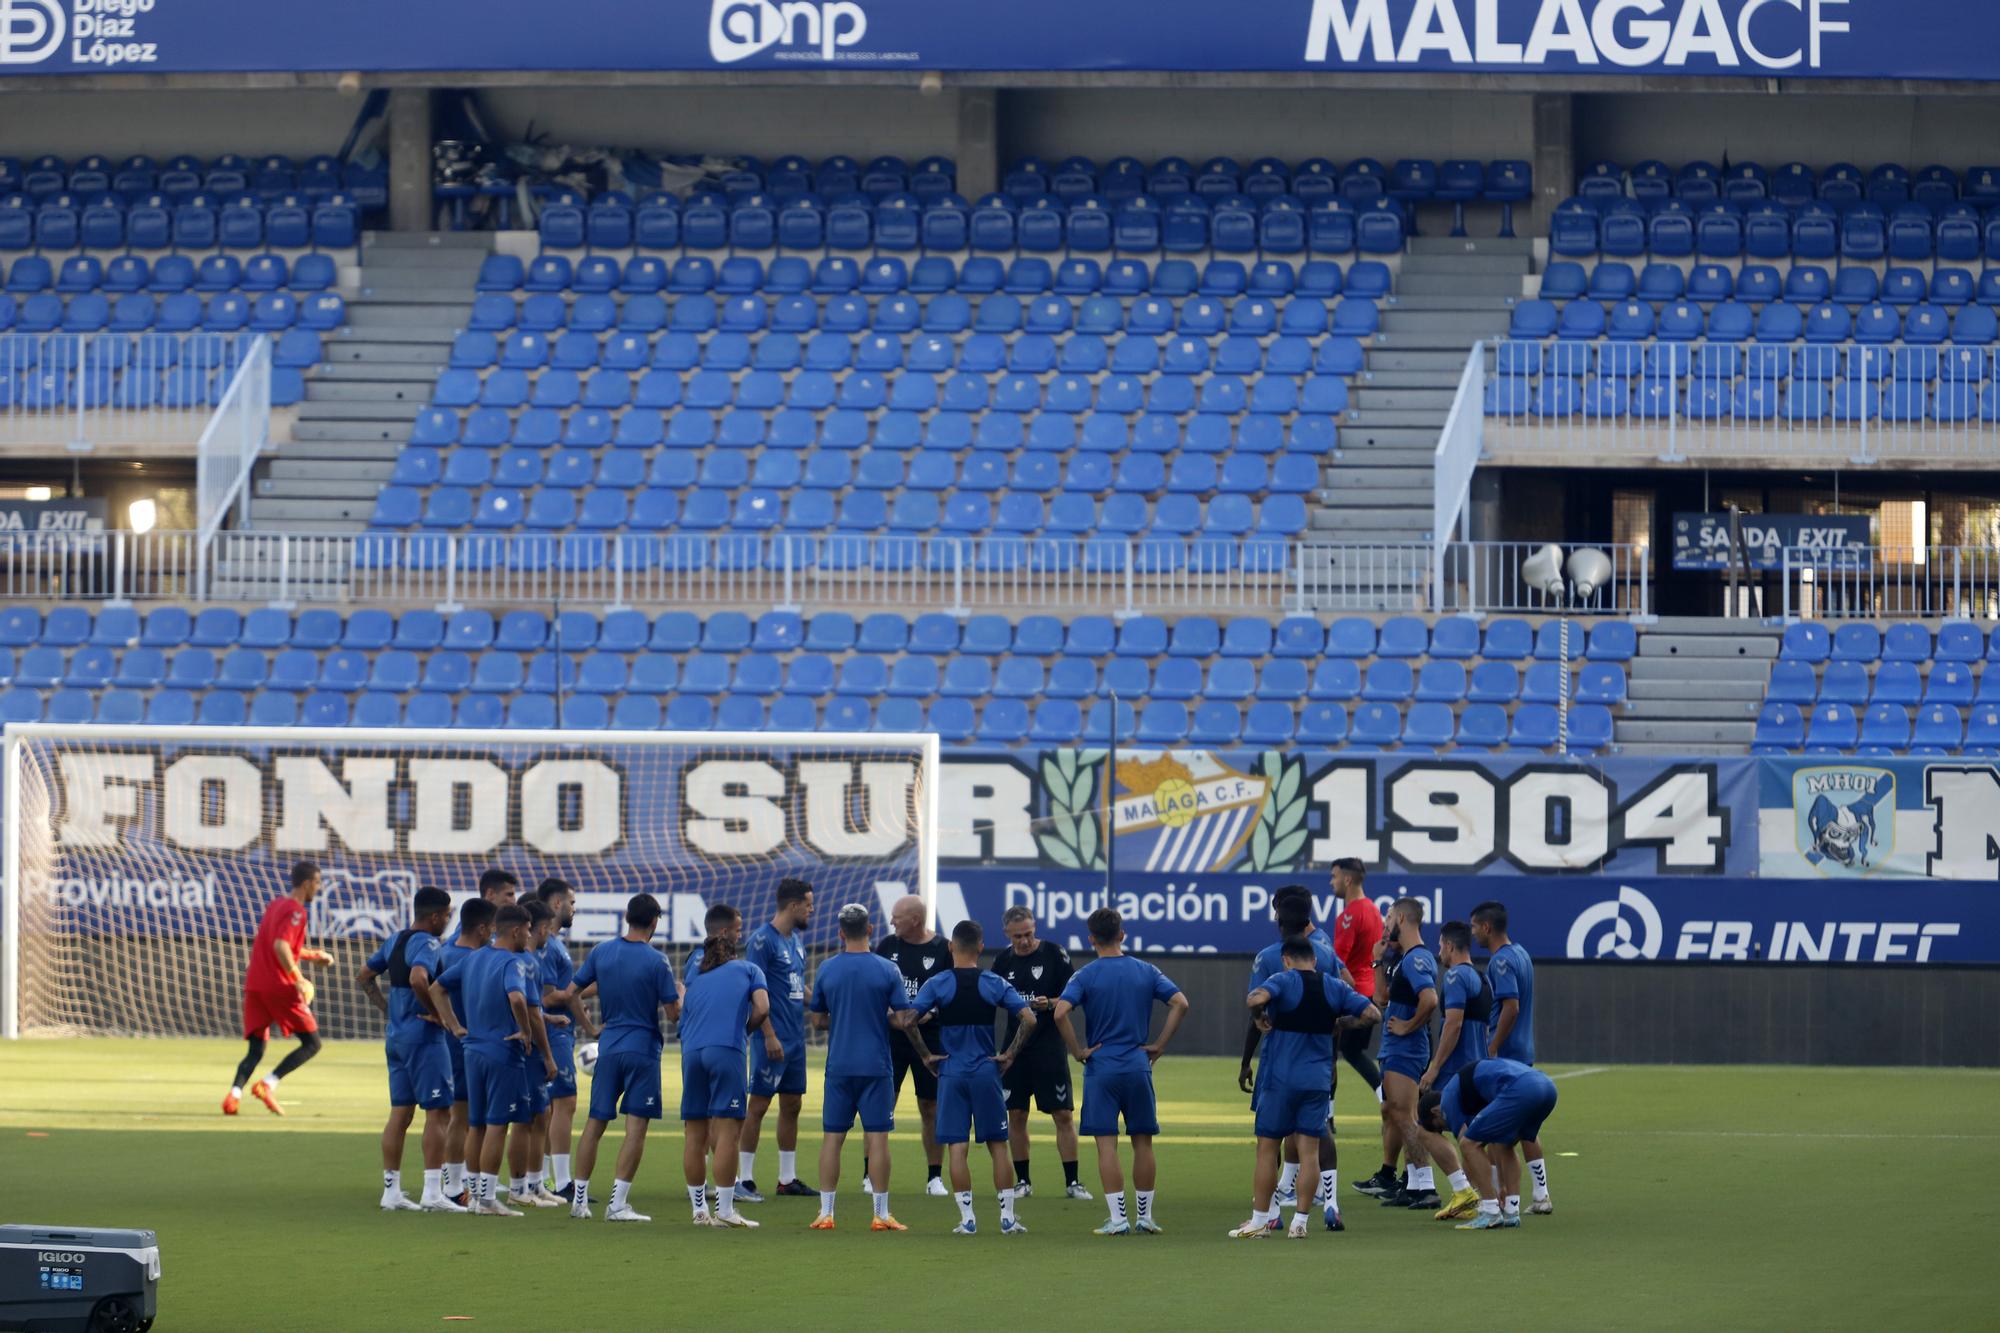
1420;920;1495;1222
434;896;497;1206
1419;1057;1559;1231
736;878;814;1202
912;919;1035;1236
809;903;919;1232
533;879;592;1203
1230;935;1379;1240
1378;896;1443;1210
678;931;770;1229
358;886;457;1213
1474;900;1552;1214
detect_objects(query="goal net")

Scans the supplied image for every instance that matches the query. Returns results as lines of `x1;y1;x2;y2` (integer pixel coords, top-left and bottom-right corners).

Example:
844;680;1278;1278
1;725;938;1039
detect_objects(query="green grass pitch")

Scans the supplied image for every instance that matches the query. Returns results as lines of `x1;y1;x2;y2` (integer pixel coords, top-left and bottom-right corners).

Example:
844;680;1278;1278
4;1041;1995;1331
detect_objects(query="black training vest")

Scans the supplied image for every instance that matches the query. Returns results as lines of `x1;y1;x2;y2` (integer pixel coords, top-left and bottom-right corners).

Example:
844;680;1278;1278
1387;946;1429;1008
1270;971;1339;1035
386;929;419;991
937;967;996;1027
1452;1063;1490;1118
1460;965;1494;1025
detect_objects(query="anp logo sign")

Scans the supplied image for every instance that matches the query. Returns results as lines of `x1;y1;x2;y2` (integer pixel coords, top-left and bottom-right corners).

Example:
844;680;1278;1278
0;0;64;64
1566;885;1663;959
709;0;868;62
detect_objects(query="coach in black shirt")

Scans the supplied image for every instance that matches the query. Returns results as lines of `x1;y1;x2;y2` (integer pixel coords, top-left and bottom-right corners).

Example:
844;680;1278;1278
987;906;1089;1199
878;894;952;1192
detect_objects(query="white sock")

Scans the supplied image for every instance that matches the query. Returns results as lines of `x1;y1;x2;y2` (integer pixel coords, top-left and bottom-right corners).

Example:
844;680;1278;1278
1275;1162;1300;1195
688;1184;709;1217
1529;1158;1549;1200
510;1175;526;1196
1448;1170;1469;1193
1410;1165;1434;1191
778;1150;797;1183
1108;1191;1128;1225
610;1179;631;1211
445;1163;463;1194
552;1154;572;1189
477;1173;494;1205
739;1151;756;1182
718;1185;736;1218
1478;1197;1500;1217
1374;1084;1385;1104
259;1074;280;1091
422;1169;442;1199
572;1180;590;1214
818;1190;836;1216
1249;1207;1272;1228
229;1084;243;1098
1319;1169;1338;1208
872;1189;890;1220
382;1169;400;1196
955;1190;975;1225
999;1189;1016;1223
1137;1189;1155;1223
1505;1194;1521;1215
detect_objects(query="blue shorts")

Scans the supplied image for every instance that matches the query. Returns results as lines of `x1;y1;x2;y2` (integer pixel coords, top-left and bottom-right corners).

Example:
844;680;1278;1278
588;1047;664;1122
387;1038;454;1111
465;1049;534;1127
1079;1069;1158;1138
822;1072;895;1134
546;1028;577;1101
681;1045;749;1121
936;1070;1009;1145
1464;1073;1558;1147
1380;1051;1429;1082
523;1064;551;1117
750;1040;807;1097
445;1035;467;1104
1254;1078;1330;1141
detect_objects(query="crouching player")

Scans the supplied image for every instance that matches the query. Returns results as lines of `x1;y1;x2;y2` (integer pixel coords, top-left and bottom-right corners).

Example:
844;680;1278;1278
1230;936;1379;1239
913;920;1034;1236
1418;1058;1558;1231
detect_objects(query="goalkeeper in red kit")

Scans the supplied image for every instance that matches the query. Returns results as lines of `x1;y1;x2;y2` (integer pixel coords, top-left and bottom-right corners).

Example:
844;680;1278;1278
224;861;332;1117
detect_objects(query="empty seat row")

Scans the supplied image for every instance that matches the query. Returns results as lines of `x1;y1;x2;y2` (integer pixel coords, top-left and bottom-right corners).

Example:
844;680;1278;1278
477;253;1378;301
0;291;345;335
1780;620;1989;662
1768;659;1999;707
3;252;337;295
0;605;1634;664
1539;262;2000;309
1497;341;1995;382
0;153;381;205
1486;375;2000;424
1551;197;2000;263
1509;298;1987;346
1576;160;2000;211
1754;701;2000;755
0;194;360;252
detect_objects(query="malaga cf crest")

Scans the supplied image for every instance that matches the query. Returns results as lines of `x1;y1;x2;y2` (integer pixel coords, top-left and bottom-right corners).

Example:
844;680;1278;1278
1793;767;1893;875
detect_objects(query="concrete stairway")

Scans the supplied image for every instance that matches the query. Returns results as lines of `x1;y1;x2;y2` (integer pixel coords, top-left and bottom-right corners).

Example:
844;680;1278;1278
1308;235;1530;609
1616;616;1780;755
246;231;488;534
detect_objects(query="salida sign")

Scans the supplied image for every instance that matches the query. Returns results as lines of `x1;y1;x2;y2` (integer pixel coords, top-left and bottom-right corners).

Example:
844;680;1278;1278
1671;512;1871;572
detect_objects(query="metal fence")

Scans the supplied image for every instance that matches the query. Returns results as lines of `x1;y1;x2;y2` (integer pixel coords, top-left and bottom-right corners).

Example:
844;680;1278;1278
0;529;1647;617
1481;340;2000;465
0;332;235;451
1779;545;2000;621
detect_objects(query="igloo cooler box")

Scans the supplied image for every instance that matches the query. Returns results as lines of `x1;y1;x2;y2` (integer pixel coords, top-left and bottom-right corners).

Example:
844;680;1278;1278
0;1226;158;1332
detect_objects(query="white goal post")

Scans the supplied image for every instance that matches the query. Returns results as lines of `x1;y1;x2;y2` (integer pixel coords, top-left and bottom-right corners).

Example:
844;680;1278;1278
0;724;940;1039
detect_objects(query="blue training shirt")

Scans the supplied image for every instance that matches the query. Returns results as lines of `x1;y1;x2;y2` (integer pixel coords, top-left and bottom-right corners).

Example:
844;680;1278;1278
1440;960;1490;1076
912;969;1029;1079
1254;968;1373;1090
745;923;808;1047
576;938;680;1059
538;937;575;1017
1248;926;1337;990
434;938;483;1055
808;950;911;1078
436;946;533;1063
366;929;445;1047
1488;942;1535;1064
678;959;768;1053
1380;943;1438;1064
1058;954;1182;1077
1439;1057;1538;1135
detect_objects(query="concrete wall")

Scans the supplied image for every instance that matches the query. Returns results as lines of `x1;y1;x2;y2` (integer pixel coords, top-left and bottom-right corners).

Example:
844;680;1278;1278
1004;89;1536;167
473;86;959;162
1574;92;2000;169
0;89;367;159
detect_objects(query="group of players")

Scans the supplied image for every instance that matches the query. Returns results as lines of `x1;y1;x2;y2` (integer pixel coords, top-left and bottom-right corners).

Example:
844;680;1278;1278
222;856;1557;1238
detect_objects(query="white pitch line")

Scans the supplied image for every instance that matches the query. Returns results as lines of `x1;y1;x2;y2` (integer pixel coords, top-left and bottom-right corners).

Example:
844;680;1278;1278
1551;1066;1609;1080
1583;1128;2000;1141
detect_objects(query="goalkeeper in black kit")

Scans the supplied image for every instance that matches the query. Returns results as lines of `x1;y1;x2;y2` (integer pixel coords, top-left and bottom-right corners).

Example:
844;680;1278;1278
987;906;1090;1199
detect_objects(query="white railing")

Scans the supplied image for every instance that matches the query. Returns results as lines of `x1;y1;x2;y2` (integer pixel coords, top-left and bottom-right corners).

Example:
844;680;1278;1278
194;334;271;546
1432;342;1486;598
0;530;1502;615
1443;540;1652;616
0;332;232;452
1779;545;2000;621
1481;340;2000;465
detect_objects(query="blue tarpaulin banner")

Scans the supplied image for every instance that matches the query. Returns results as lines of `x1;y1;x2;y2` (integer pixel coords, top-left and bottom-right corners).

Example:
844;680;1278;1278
1759;757;2000;883
0;0;1984;80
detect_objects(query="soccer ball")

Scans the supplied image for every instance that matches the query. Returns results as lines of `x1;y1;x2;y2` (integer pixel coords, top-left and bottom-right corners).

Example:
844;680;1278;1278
576;1041;599;1076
